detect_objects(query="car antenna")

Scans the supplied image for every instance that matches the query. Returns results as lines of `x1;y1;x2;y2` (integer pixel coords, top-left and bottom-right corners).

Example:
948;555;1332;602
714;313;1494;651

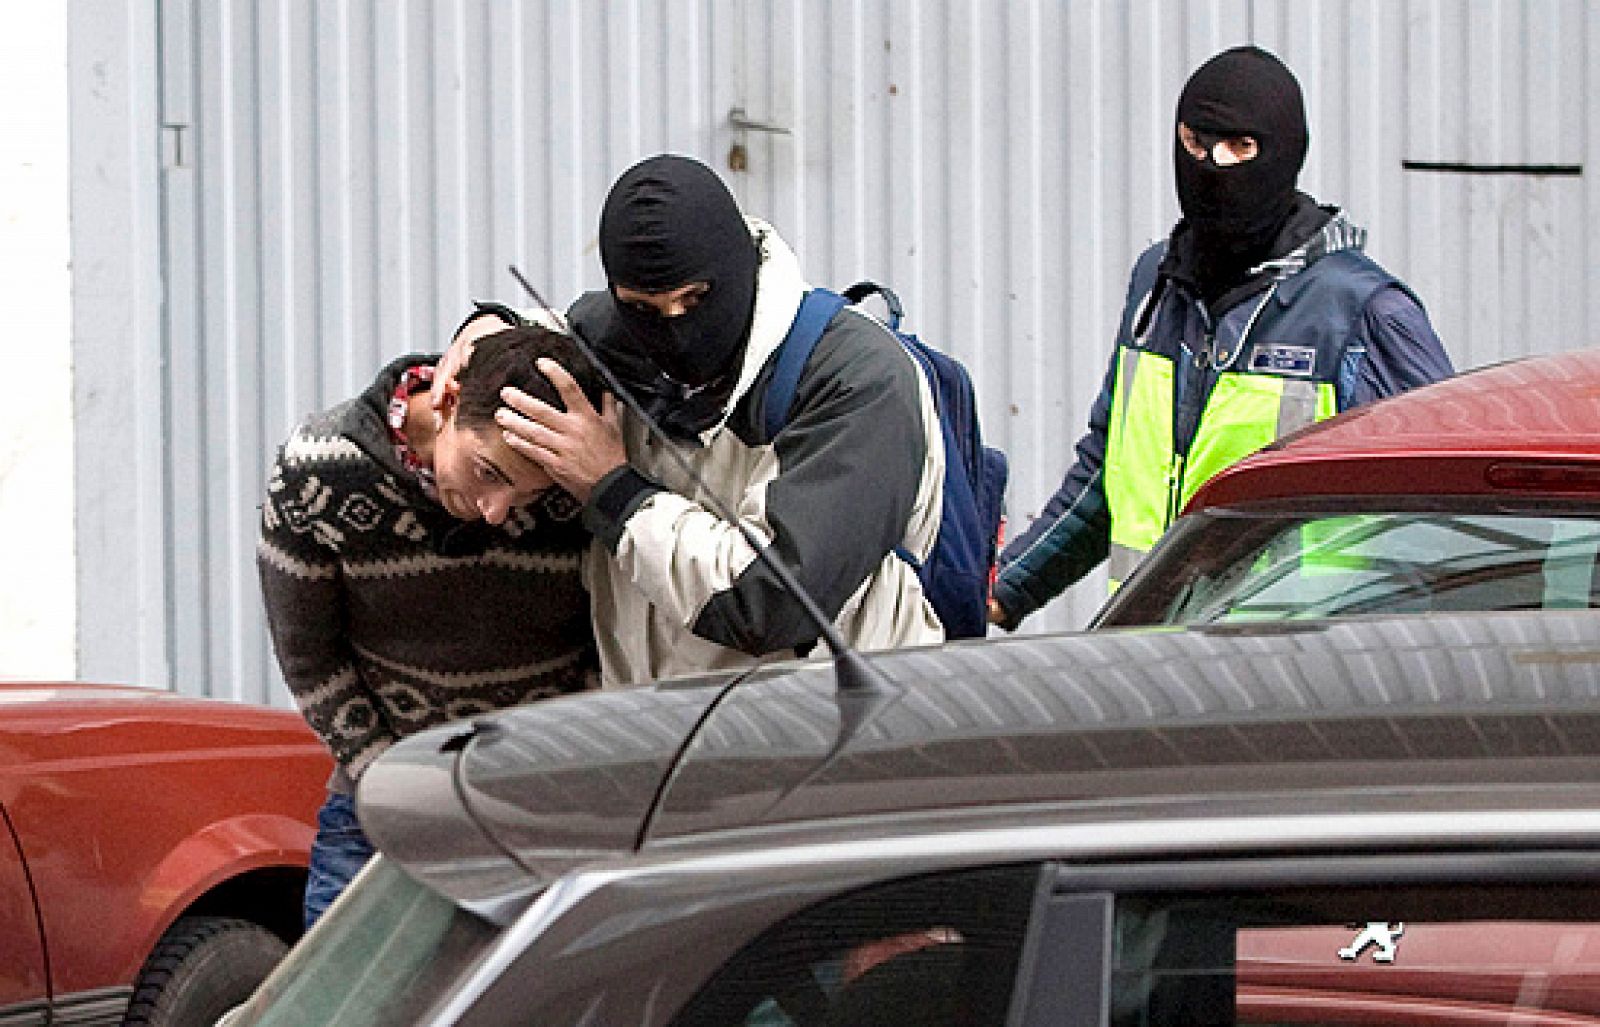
508;265;895;695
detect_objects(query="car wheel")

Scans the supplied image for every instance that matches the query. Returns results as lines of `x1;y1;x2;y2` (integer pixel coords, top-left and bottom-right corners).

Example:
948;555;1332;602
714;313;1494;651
123;916;288;1027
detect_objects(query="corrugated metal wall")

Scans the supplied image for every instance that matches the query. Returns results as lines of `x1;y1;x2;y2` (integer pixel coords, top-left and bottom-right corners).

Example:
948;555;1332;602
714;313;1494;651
93;0;1596;703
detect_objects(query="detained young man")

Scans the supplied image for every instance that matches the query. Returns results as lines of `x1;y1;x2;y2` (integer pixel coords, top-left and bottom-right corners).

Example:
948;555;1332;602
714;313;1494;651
257;316;605;927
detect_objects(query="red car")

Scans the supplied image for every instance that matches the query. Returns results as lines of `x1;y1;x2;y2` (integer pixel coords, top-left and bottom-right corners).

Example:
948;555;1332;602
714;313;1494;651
0;682;330;1026
1095;347;1600;627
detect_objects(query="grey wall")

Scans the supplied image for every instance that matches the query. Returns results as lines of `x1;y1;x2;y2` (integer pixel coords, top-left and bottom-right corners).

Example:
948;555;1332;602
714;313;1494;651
71;0;1600;703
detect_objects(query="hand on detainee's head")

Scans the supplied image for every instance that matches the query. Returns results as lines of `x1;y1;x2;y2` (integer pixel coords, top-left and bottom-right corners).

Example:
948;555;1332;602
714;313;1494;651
429;300;570;416
429;325;606;526
598;153;760;389
453;324;606;428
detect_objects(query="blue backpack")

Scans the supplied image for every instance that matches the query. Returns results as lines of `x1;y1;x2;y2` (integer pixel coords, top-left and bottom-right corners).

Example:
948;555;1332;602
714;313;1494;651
764;282;1009;639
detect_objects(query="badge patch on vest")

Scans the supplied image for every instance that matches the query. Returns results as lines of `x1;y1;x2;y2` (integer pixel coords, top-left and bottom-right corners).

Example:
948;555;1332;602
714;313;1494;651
1248;343;1316;377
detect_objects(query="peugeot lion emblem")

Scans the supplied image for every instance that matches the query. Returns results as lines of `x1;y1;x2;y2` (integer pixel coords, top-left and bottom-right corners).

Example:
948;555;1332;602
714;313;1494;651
1338;922;1405;963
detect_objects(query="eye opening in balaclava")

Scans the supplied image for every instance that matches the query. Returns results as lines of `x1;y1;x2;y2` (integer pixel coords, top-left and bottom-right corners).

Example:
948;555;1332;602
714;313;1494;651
597;154;760;391
1173;45;1309;284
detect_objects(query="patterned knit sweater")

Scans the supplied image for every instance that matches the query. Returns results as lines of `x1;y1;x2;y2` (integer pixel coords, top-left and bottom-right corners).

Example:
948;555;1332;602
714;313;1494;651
257;354;595;789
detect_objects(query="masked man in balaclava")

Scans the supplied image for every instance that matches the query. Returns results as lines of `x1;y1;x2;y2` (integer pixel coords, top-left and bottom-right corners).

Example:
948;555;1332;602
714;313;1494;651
990;45;1453;629
471;154;945;684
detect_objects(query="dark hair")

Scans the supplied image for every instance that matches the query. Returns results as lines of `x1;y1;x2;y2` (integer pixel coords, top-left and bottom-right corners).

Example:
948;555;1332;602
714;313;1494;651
453;325;606;430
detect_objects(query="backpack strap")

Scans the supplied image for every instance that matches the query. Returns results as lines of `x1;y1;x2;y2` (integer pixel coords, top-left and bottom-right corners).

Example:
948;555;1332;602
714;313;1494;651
842;281;904;330
764;288;847;440
888;338;942;573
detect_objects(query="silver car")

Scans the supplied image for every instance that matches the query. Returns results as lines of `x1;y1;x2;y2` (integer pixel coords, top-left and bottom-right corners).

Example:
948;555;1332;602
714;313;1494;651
230;609;1600;1025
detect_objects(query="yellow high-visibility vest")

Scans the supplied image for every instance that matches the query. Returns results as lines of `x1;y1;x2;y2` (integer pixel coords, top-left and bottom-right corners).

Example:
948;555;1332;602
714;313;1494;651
1103;347;1336;590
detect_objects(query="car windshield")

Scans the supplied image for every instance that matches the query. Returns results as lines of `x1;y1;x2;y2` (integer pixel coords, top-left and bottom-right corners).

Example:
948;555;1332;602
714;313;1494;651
1102;511;1600;626
227;855;499;1027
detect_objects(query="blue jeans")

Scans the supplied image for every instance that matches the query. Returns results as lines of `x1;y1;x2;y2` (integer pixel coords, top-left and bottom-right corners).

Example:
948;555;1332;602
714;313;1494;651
303;791;376;930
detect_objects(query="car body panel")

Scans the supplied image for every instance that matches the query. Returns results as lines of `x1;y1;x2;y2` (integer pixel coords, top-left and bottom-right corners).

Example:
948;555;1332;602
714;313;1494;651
436;816;1600;1026
0;682;330;1009
356;715;545;922
261;610;1600;1026
647;613;1600;840
0;805;47;1013
386;610;1600;870
136;811;327;943
361;674;734;921
1186;348;1600;512
1238;921;1600;1021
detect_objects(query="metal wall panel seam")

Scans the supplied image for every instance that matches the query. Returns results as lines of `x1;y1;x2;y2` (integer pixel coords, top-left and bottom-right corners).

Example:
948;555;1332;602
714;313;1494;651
158;0;196;688
436;0;471;311
71;0;167;684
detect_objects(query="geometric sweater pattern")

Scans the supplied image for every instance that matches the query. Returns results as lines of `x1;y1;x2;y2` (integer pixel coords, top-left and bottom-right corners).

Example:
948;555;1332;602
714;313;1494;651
257;354;596;787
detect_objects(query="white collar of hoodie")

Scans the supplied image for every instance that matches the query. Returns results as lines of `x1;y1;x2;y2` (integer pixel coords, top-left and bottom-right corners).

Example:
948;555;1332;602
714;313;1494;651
693;217;807;444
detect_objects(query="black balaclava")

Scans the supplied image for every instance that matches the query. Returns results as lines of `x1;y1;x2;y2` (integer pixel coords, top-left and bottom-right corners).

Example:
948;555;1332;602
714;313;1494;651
598;154;760;390
1173;46;1309;296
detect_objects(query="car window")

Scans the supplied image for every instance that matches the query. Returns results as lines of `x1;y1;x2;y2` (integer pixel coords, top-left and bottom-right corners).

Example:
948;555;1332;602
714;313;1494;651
229;856;499;1027
1110;512;1600;626
670;864;1041;1027
1109;884;1600;1025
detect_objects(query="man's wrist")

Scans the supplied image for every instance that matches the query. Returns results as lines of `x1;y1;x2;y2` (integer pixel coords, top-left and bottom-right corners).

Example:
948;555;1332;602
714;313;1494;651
582;465;661;551
989;578;1030;632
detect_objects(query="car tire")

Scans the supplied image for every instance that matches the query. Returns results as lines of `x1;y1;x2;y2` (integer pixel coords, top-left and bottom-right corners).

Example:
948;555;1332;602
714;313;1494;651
123;916;288;1027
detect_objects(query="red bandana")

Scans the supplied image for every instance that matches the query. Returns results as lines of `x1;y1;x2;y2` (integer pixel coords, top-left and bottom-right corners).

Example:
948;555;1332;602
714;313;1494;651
387;365;439;500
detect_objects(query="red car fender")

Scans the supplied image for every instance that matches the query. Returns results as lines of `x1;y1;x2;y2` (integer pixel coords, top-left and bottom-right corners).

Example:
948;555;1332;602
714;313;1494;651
119;811;317;978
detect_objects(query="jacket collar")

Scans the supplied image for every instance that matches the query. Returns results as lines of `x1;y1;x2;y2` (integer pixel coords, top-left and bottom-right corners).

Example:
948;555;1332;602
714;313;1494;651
694;218;807;444
347;353;436;476
1156;197;1364;317
1260;206;1366;275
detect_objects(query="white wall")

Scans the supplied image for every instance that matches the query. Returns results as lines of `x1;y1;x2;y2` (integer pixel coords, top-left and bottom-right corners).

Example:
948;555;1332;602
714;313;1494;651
57;1;1600;699
0;5;74;680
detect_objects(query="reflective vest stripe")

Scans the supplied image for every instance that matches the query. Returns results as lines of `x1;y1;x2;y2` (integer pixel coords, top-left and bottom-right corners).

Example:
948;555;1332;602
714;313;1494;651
1107;542;1143;588
1277;378;1322;438
1114;346;1142;441
1104;351;1174;566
